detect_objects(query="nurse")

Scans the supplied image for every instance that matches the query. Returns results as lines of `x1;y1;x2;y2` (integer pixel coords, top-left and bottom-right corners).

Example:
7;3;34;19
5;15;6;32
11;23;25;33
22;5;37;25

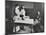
15;5;20;17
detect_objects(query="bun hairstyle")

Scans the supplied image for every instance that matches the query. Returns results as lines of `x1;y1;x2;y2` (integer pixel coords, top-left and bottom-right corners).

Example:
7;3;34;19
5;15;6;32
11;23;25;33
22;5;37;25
14;4;19;8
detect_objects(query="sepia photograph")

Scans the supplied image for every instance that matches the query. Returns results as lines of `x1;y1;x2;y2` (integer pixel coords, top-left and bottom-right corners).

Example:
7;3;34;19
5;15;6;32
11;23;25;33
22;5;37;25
5;0;44;35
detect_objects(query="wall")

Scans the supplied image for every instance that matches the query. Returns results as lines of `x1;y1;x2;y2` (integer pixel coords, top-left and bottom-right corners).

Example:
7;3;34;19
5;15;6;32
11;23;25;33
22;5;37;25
6;1;44;20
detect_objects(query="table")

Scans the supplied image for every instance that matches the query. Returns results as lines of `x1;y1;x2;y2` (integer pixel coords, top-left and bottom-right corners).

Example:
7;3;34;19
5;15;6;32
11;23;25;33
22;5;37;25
14;19;34;24
13;19;34;32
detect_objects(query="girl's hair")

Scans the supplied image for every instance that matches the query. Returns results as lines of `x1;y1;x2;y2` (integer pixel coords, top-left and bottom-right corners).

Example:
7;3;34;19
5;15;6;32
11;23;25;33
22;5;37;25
19;6;23;11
